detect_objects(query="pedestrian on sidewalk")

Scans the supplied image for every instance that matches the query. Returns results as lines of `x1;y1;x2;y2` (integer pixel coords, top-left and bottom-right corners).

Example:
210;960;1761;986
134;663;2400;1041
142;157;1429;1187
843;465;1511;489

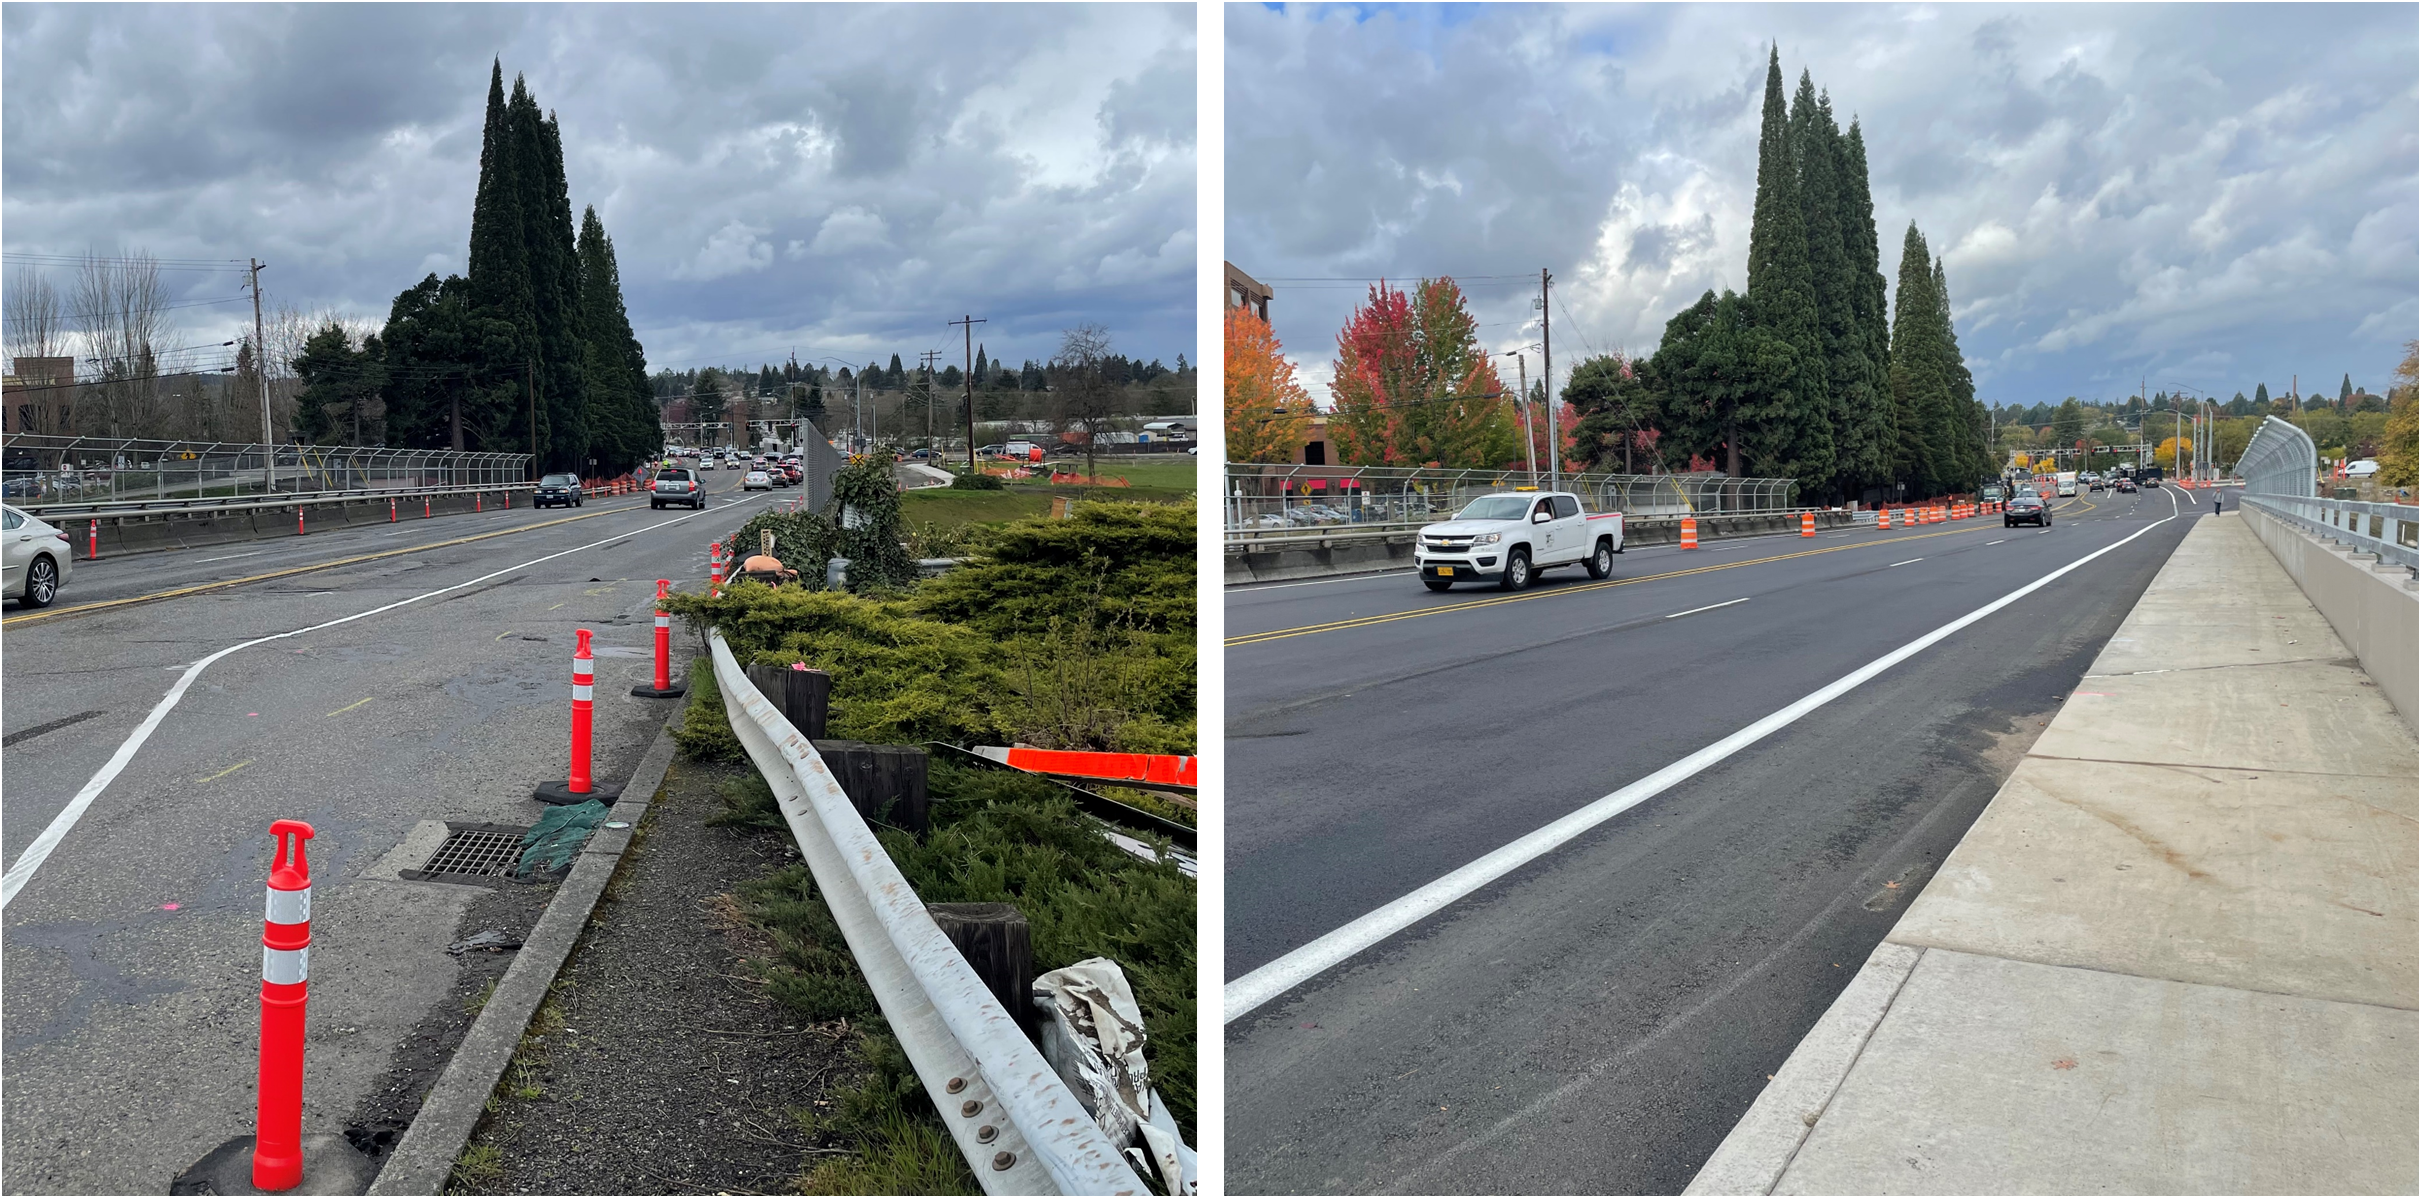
2213;491;2223;515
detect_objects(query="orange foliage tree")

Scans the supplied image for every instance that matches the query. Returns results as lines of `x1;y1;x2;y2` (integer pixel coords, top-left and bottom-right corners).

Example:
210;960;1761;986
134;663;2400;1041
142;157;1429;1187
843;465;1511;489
1224;307;1315;463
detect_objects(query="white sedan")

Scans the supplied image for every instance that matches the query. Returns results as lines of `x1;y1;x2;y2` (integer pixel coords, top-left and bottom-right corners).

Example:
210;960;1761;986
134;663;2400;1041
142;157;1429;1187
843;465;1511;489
3;504;74;608
742;470;772;491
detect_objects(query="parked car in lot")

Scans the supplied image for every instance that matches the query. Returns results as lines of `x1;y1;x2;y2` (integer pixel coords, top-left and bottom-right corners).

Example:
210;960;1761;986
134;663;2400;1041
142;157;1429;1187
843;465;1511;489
3;504;72;608
2005;493;2051;527
534;472;585;508
1415;491;1624;592
742;469;772;491
651;467;705;510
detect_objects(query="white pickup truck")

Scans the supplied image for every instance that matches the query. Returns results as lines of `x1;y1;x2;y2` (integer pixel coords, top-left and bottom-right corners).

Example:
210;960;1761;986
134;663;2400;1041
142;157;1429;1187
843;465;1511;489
1415;491;1624;591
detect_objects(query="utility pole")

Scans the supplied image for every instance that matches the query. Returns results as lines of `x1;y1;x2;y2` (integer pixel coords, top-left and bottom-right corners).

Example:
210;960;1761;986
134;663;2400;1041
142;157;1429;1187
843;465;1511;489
1511;352;1536;478
250;259;272;492
1540;268;1555;495
950;314;986;472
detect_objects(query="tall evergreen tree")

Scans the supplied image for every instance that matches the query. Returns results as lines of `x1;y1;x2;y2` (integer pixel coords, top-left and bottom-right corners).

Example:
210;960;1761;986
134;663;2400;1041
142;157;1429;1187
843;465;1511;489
1744;47;1834;493
1888;222;1953;494
1789;74;1862;500
1836;118;1895;499
1933;257;1988;488
576;206;656;473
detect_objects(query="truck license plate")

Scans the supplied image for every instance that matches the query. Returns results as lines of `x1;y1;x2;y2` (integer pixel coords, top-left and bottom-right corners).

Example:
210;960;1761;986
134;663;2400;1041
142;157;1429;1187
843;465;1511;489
1437;566;1454;576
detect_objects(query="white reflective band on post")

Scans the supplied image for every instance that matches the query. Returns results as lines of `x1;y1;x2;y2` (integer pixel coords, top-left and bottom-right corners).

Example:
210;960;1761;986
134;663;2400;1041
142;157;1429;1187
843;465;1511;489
262;945;310;985
265;887;311;925
655;615;669;627
573;684;593;700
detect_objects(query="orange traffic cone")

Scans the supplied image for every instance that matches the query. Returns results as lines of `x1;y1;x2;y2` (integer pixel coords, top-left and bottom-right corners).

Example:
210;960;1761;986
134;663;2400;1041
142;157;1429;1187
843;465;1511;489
1680;516;1699;549
1800;511;1816;537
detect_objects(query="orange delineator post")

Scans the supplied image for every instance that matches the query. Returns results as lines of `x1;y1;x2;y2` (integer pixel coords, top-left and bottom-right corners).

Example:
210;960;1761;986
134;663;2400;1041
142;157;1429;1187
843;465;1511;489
1680;516;1699;549
977;746;1197;792
254;819;315;1192
88;520;99;560
567;630;595;794
1800;511;1816;537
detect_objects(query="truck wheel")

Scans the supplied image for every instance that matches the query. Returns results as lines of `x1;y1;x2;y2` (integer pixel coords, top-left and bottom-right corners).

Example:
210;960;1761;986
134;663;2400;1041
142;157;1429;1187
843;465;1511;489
1585;539;1614;579
1423;578;1452;592
1499;548;1531;591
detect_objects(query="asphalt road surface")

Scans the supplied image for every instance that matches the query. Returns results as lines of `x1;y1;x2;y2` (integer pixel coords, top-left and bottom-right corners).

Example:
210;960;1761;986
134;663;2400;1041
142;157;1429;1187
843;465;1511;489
1;470;787;1193
1224;486;2205;1195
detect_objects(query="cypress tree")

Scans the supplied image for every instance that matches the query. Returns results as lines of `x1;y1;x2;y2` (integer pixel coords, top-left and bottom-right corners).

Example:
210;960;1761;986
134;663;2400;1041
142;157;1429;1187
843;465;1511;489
1934;257;1988;489
1840;120;1894;494
1744;46;1833;494
1790;75;1866;501
577;206;656;473
465;62;542;455
1888;222;1951;494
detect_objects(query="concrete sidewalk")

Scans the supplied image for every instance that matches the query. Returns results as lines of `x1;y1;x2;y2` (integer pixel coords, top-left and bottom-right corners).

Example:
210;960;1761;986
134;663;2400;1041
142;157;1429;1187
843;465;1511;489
1689;512;2418;1195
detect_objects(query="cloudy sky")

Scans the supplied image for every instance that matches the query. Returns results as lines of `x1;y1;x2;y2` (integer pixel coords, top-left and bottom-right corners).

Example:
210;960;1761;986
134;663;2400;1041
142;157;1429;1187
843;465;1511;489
1229;3;2419;411
3;3;1194;378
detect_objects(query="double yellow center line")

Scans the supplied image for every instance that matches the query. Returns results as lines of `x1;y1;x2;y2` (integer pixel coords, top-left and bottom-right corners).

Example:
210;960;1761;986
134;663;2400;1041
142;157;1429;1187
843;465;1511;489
1226;520;2019;647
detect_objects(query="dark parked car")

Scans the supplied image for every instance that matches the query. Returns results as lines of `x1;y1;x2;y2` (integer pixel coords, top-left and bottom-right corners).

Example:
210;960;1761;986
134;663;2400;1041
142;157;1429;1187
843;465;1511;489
2005;494;2051;527
534;473;585;508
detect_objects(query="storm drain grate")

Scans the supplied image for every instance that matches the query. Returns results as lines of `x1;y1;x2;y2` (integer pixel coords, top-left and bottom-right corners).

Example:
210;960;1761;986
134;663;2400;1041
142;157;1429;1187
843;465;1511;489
411;825;527;882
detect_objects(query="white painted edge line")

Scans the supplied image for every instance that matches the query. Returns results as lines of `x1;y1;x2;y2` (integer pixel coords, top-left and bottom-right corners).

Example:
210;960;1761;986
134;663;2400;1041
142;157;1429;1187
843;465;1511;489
1984;540;2005;546
1666;597;1750;619
1886;558;1922;568
0;497;758;910
1222;508;2181;1022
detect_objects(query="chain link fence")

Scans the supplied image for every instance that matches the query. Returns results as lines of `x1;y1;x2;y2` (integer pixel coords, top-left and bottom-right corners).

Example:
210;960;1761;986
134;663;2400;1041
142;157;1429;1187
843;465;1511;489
2;434;530;511
1224;463;1799;538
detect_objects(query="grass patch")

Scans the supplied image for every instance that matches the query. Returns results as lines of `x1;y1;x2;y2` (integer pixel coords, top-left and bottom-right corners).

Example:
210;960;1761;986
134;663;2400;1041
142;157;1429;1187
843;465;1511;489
899;487;1054;529
673;659;743;763
723;759;1195;1188
449;1143;504;1191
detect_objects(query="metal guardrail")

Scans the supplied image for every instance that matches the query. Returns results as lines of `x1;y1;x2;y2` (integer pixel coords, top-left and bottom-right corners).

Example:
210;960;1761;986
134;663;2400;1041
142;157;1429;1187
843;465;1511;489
1223;463;1798;539
12;481;543;520
3;434;530;509
2234;414;2416;573
709;632;1149;1195
2240;493;2419;573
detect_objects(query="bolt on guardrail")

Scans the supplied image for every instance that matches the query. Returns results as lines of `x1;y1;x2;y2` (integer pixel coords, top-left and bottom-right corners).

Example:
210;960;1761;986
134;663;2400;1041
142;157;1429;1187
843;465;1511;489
708;631;1151;1195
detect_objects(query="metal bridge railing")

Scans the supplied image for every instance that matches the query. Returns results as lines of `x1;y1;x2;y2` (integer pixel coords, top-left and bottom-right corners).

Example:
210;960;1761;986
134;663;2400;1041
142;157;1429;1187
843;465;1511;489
2;434;531;511
2235;416;2417;573
1223;463;1799;539
2236;416;2318;500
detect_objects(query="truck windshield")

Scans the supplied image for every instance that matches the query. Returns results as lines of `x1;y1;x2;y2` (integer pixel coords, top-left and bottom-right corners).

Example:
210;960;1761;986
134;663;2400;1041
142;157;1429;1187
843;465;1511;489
1455;496;1534;521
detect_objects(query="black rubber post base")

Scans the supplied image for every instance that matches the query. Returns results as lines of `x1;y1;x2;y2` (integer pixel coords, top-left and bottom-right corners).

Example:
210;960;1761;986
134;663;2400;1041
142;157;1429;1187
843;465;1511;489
629;683;687;698
531;779;624;807
170;1133;379;1195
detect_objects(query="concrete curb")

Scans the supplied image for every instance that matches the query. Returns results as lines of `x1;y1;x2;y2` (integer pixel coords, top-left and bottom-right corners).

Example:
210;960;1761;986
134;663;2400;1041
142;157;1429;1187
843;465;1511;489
1683;942;1925;1195
366;716;681;1195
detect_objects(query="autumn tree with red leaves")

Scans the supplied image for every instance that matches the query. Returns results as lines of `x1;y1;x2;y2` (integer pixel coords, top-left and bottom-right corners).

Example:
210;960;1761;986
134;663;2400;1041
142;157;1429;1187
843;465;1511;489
1326;278;1515;468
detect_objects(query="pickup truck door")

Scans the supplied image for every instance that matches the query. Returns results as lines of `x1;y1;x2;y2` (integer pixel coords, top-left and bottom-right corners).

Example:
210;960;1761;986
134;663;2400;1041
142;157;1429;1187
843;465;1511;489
1549;495;1586;562
1528;497;1559;561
